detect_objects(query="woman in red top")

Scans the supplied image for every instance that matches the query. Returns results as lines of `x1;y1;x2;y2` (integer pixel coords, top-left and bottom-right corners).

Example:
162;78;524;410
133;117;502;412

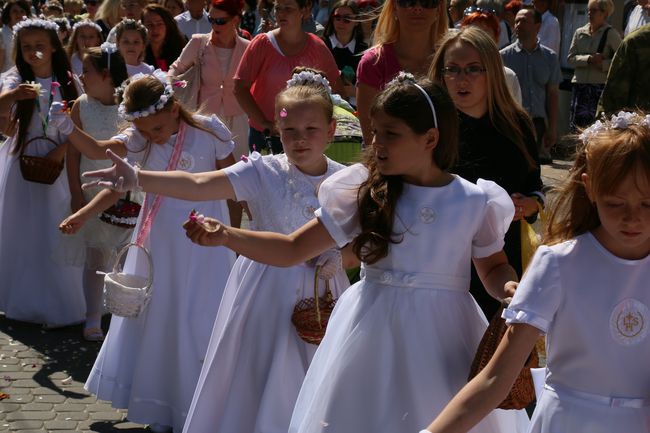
234;0;342;154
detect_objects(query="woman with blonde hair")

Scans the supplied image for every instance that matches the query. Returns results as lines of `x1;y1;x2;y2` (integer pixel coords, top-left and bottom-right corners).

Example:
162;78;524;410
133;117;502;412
430;26;543;320
567;0;620;130
95;0;124;39
355;0;448;144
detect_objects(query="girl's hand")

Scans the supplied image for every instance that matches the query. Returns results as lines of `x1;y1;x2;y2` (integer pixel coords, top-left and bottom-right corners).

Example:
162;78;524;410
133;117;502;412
12;84;39;101
511;193;539;221
182;217;228;247
82;149;139;192
47;101;74;135
59;212;88;234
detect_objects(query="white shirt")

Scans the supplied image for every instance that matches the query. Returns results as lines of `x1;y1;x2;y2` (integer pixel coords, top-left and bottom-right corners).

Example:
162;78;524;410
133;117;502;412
328;34;356;53
175;10;211;40
538;10;561;54
625;5;650;36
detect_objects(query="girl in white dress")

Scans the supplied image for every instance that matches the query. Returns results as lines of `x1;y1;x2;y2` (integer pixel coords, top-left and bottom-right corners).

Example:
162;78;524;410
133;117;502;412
181;73;531;432
59;46;130;342
115;19;154;77
53;72;237;432
425;112;650;433
66;21;103;77
0;19;84;327
82;69;353;433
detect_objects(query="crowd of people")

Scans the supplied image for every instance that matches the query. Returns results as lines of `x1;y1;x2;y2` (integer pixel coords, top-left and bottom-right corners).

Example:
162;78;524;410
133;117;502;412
0;0;648;432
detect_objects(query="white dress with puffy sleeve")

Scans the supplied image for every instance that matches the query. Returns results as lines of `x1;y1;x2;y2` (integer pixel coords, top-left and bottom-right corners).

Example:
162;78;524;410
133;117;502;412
289;164;530;433
84;115;237;432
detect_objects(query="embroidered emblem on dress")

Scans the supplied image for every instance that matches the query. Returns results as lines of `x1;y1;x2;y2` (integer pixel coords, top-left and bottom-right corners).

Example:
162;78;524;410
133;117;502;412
177;151;195;171
609;298;648;346
418;206;436;224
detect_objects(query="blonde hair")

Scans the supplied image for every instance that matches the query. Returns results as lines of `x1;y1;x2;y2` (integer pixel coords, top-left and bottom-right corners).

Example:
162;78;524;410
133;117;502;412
275;67;334;123
429;26;536;168
372;0;448;47
588;0;614;17
545;119;650;245
95;0;122;27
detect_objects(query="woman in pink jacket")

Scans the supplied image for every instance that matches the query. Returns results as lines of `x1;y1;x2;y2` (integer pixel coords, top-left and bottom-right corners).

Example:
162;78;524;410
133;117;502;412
169;0;250;158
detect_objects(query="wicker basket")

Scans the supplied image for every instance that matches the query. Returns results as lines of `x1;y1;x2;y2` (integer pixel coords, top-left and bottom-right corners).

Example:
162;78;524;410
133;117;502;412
468;303;538;410
291;266;337;345
103;243;154;318
100;192;142;229
19;136;64;185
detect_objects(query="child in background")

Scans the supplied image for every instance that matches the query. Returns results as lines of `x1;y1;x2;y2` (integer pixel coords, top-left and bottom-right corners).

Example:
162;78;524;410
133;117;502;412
82;68;353;433
424;112;650;433
66;21;104;76
0;18;83;327
52;71;237;432
115;19;154;76
60;45;130;342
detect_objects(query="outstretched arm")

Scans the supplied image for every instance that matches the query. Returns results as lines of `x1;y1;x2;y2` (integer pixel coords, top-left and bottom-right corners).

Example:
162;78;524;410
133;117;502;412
424;323;540;433
83;149;238;202
59;188;124;234
184;217;337;267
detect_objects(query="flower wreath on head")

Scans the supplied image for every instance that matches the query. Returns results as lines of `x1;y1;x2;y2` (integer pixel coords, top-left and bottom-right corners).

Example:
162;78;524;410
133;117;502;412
286;70;332;94
13;18;60;36
72;20;103;34
117;69;174;121
579;111;650;144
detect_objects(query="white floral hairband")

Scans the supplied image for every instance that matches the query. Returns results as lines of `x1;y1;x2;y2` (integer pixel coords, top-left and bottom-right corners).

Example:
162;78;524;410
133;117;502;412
13;18;60;36
72;20;103;33
286;70;332;94
101;42;118;70
387;71;439;129
579;111;650;144
117;69;174;121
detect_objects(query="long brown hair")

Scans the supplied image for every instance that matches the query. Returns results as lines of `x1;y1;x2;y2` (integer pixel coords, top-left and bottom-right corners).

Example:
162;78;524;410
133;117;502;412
11;25;78;154
352;78;458;264
545;118;650;245
429;26;536;169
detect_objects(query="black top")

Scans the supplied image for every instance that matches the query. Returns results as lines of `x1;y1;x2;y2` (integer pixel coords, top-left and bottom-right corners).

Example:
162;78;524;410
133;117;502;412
322;36;368;85
453;110;543;319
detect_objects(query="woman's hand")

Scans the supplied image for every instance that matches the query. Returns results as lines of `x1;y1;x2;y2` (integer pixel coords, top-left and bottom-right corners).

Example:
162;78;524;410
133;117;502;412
82;149;139;192
59;211;88;234
182;217;228;247
511;193;539;221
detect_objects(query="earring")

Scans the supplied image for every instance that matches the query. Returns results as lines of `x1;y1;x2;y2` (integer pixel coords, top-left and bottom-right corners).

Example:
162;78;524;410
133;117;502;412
394;14;398;20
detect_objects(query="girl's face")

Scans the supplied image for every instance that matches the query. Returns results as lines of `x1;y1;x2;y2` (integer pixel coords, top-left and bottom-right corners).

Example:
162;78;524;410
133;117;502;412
143;11;167;44
9;4;27;26
442;41;488;118
273;0;306;29
132;103;180;144
19;29;56;71
80;56;111;98
332;6;355;37
586;170;650;260
76;27;102;52
277;101;335;176
370;110;438;184
163;0;184;17
118;29;146;64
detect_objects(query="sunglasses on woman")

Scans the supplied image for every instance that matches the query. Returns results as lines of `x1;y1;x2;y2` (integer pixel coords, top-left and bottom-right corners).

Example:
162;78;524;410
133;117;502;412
208;16;233;25
333;14;353;23
395;0;440;9
463;5;497;15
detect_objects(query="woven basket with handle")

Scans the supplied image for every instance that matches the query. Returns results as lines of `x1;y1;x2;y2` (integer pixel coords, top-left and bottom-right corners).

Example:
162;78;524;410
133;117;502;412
291;266;337;345
19;136;64;185
468;302;538;410
103;243;154;318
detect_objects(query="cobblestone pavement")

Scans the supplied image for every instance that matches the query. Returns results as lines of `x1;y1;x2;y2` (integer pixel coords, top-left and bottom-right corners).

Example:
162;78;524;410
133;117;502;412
0;161;571;432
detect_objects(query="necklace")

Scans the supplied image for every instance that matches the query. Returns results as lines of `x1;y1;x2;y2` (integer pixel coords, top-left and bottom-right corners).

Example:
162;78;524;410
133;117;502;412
33;75;57;135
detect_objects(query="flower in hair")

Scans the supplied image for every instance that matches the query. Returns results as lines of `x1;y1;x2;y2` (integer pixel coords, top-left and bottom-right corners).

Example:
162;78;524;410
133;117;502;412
72;20;103;34
25;81;44;97
117;69;175;121
13;18;60;36
580;111;650;144
387;71;417;87
100;42;118;54
173;80;187;88
286;70;332;94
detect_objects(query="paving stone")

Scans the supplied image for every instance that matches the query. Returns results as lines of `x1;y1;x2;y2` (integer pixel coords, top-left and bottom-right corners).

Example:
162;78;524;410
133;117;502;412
53;403;86;412
43;420;78;430
90;411;124;421
56;412;88;421
31;395;65;403
21;402;53;411
7;380;39;389
6;411;56;421
85;403;114;412
8;421;43;430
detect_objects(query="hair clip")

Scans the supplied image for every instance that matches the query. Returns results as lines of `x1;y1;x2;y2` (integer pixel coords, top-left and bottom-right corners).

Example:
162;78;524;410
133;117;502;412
280;108;288;118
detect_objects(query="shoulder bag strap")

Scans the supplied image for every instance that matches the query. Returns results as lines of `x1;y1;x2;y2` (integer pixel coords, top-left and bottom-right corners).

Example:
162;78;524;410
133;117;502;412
596;27;611;54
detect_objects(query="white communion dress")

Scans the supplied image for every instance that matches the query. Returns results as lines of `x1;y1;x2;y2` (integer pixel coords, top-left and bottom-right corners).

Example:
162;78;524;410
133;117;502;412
289;164;530;433
84;115;237;432
505;232;650;433
182;152;350;433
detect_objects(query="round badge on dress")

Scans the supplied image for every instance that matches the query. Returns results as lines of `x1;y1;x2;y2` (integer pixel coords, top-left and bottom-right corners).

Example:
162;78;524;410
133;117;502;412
419;206;436;224
609;298;648;346
302;205;316;219
177;151;195;171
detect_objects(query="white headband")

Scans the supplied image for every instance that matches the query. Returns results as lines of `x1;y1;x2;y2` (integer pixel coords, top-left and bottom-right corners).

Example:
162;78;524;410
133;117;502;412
286;70;332;94
13;18;59;36
101;42;118;71
117;69;174;121
388;71;439;130
580;111;650;144
72;20;103;33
